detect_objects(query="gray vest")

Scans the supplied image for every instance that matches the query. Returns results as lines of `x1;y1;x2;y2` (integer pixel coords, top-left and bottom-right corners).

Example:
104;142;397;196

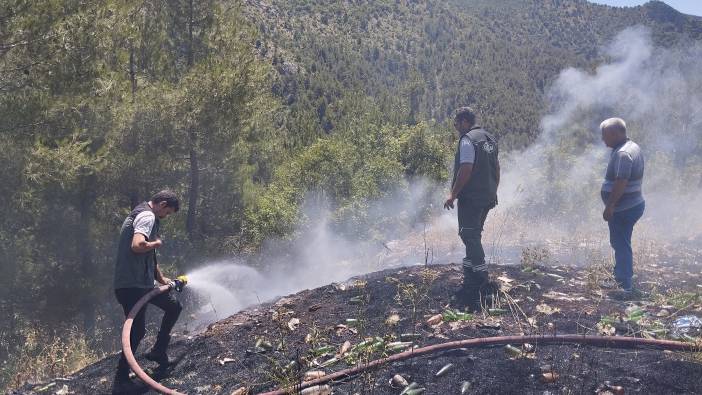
113;202;160;289
452;127;499;206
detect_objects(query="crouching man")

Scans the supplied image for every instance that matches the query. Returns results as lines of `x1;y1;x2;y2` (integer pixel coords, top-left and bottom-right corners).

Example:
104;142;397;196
113;190;183;392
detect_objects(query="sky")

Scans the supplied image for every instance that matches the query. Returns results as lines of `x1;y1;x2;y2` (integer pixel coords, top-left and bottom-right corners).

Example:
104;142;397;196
589;0;702;16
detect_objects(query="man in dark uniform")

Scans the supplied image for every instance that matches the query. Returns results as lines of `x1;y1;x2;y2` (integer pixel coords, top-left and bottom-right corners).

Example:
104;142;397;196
444;107;500;311
113;190;182;392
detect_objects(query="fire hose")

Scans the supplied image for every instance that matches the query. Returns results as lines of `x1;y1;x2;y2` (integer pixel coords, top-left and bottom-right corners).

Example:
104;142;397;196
260;334;702;395
121;276;188;395
122;279;700;395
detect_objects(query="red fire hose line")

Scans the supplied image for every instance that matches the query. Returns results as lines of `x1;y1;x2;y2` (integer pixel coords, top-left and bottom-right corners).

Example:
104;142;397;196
260;334;702;395
121;284;186;395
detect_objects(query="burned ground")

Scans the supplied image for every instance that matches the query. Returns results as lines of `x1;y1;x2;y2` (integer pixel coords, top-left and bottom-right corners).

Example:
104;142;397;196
9;251;702;395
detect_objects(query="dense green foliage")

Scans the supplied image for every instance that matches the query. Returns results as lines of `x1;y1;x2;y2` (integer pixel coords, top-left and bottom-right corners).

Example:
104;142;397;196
245;0;702;148
0;0;287;386
1;0;700;389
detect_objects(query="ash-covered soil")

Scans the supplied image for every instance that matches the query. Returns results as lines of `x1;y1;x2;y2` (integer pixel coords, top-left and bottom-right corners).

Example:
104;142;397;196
9;254;702;395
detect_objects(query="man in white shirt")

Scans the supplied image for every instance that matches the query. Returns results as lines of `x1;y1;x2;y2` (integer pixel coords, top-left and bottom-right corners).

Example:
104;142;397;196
113;190;181;392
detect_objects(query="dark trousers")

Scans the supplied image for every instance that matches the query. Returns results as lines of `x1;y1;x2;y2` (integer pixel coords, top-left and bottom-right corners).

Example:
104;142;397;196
457;198;493;278
115;287;182;374
608;202;645;290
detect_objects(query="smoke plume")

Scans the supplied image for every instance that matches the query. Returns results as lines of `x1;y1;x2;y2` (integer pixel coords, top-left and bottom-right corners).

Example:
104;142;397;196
180;27;702;330
497;26;702;242
181;179;446;329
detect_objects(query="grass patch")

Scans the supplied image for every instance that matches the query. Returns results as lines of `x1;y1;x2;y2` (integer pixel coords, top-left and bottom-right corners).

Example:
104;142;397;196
1;326;102;392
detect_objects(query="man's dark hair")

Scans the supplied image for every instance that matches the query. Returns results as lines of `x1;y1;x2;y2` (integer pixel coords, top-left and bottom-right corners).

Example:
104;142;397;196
151;190;180;212
454;106;477;126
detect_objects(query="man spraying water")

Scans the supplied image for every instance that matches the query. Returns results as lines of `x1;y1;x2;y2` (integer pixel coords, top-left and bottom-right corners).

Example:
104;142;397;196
112;190;183;392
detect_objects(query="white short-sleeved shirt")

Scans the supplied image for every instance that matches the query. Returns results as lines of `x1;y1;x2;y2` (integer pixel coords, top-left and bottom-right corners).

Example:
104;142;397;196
133;211;156;239
459;136;476;164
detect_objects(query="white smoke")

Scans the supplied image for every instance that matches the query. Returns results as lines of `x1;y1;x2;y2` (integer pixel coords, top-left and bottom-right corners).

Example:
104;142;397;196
180;179;450;330
497;26;702;242
179;27;702;330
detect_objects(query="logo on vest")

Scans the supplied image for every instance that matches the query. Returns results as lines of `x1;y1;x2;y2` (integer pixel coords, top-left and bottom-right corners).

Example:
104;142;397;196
482;141;495;154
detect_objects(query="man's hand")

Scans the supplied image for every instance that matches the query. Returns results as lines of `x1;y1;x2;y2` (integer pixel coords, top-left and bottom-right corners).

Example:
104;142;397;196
155;263;169;285
604;179;628;222
603;206;615;222
132;235;163;253
444;194;456;210
450;164;473;209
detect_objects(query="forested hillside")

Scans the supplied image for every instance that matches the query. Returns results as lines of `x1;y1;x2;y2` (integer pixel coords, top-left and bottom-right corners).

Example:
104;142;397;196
1;0;700;389
243;0;702;147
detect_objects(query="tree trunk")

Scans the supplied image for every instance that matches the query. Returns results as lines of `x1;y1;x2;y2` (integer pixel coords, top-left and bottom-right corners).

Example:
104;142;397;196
78;180;96;337
185;0;196;240
186;127;199;240
4;250;18;356
187;0;194;67
129;44;137;98
129;190;139;209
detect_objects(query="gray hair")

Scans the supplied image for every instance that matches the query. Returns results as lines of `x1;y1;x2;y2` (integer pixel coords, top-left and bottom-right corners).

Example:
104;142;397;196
600;117;627;134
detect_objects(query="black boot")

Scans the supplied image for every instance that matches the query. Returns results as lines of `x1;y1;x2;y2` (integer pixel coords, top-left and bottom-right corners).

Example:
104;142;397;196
145;334;172;366
462;283;482;312
452;286;480;310
451;260;470;304
112;367;142;394
452;263;481;312
474;270;495;302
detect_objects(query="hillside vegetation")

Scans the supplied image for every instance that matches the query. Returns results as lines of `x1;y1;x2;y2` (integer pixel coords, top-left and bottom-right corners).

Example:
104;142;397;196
1;0;700;390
